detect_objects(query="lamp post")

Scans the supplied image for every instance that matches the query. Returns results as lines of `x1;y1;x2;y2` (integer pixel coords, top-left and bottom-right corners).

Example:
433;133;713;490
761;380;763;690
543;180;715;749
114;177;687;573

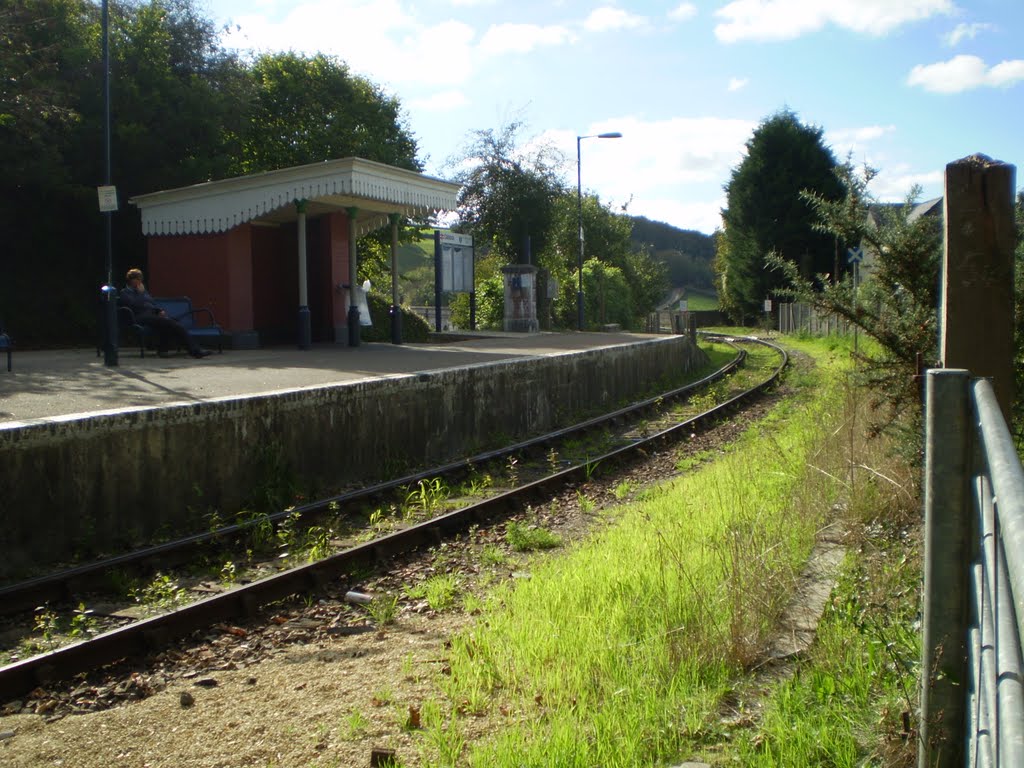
101;0;118;367
576;131;622;331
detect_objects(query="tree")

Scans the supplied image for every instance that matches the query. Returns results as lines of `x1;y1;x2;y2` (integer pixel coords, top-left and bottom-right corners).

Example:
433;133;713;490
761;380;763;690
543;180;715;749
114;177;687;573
234;51;420;175
0;0;426;346
97;0;246;193
546;192;665;329
718;109;843;320
0;0;88;189
769;163;942;432
448;120;566;264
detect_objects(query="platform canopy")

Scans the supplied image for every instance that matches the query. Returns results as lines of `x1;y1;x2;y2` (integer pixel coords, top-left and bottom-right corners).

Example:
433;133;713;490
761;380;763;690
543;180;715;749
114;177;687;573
130;157;461;237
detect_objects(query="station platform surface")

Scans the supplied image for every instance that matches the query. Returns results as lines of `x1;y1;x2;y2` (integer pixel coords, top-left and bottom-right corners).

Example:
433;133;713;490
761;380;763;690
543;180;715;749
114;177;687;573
0;331;662;426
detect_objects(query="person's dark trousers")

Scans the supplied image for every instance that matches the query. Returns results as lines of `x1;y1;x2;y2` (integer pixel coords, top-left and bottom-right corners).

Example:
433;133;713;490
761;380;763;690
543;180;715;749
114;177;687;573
138;315;200;356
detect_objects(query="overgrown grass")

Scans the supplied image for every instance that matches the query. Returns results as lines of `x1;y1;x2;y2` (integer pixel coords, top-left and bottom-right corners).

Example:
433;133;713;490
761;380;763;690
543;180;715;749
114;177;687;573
731;338;920;767
419;335;915;767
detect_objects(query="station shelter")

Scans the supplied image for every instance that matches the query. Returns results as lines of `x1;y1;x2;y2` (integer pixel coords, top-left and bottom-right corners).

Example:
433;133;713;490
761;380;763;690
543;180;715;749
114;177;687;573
129;157;460;348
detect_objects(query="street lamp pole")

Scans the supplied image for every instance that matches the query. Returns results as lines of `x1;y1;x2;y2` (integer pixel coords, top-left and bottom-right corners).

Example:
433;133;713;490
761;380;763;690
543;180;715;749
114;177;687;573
101;0;118;367
576;131;622;331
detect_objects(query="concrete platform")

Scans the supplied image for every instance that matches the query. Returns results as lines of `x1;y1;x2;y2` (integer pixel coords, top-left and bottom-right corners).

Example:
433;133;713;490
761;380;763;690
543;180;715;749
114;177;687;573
0;331;661;425
1;330;709;577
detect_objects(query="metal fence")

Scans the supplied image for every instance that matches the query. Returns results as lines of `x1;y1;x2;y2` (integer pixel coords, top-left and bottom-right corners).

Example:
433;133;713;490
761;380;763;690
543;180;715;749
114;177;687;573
921;370;1024;767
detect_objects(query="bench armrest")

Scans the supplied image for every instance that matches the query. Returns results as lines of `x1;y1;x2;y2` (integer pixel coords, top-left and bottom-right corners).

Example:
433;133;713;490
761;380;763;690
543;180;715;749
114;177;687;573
174;307;219;328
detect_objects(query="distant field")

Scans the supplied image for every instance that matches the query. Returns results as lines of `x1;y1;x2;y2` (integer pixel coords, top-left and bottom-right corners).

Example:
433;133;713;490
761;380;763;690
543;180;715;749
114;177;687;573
684;291;718;311
397;238;434;271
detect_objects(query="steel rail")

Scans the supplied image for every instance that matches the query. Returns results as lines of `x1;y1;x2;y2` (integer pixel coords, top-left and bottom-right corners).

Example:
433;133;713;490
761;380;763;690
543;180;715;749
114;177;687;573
0;342;747;615
0;337;786;701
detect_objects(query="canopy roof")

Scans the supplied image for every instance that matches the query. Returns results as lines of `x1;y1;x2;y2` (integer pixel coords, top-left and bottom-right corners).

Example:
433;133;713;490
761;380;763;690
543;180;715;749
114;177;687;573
130;157;460;237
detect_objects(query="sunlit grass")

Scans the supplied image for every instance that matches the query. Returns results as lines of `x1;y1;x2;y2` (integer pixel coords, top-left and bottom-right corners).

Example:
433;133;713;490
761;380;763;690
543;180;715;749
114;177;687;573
430;337;854;767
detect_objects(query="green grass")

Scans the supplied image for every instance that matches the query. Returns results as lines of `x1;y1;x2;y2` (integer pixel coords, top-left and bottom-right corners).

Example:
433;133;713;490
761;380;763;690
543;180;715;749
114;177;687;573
504;521;562;552
406;574;460;611
424;336;904;767
684;291;719;311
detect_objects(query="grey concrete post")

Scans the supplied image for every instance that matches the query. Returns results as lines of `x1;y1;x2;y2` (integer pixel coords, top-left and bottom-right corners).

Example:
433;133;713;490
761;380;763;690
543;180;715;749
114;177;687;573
346;206;360;347
920;368;972;768
389;213;402;345
295;199;311;349
940;155;1016;420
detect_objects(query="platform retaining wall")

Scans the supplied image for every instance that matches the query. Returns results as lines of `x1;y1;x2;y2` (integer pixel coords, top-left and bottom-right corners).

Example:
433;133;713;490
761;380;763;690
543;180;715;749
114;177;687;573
0;336;706;579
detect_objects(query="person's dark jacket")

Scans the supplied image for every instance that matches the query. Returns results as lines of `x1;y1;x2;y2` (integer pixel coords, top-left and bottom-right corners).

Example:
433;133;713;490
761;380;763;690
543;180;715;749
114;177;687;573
119;286;162;318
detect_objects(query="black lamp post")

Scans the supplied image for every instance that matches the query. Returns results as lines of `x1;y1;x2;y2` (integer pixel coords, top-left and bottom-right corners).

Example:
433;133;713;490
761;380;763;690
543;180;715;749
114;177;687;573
576;131;622;331
101;0;118;366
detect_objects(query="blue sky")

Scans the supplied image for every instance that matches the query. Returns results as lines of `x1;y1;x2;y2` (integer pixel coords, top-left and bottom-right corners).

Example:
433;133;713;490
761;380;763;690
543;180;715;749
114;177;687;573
201;0;1023;234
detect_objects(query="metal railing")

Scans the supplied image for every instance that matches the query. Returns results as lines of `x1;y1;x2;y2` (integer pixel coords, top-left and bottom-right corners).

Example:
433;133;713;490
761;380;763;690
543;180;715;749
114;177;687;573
921;370;1024;767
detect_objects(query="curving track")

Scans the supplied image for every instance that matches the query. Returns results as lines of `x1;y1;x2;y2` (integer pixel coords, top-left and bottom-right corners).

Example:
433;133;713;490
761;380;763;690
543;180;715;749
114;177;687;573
0;334;787;702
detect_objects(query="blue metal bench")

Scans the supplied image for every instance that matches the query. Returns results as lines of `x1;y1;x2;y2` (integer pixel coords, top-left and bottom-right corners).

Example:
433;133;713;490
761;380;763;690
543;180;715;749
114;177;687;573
118;296;224;357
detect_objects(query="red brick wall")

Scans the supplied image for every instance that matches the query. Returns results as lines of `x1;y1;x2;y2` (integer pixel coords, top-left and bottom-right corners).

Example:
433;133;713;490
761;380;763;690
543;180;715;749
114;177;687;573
147;227;254;332
144;214;351;343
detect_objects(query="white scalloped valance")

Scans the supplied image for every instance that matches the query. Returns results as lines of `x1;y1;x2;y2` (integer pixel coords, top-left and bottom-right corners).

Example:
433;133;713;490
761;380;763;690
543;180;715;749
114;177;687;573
130;157;460;236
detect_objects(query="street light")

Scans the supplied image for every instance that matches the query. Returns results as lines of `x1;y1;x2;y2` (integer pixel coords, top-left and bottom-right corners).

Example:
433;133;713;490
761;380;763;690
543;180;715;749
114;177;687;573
577;131;622;331
101;0;118;367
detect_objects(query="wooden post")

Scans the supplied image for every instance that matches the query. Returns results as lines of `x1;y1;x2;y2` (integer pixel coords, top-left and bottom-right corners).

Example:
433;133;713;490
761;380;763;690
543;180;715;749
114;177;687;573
920;369;972;768
940;154;1016;419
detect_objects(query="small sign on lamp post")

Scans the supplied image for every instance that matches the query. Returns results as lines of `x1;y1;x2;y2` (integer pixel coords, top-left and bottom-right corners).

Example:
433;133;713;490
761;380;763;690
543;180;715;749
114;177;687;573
97;185;118;213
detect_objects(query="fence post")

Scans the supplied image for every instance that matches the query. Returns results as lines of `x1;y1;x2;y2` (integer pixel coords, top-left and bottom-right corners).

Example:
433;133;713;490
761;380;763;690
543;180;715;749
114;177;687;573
940;154;1016;420
920;368;972;768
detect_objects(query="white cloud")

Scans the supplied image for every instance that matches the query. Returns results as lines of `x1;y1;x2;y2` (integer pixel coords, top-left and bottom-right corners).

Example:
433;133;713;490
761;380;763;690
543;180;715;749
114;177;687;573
221;3;477;87
668;3;698;22
479;23;577;55
537;116;755;232
584;7;647;32
408;90;469;112
714;0;955;43
727;77;749;91
826;124;896;156
871;166;944;201
990;60;1024;87
944;21;994;47
907;55;1024;93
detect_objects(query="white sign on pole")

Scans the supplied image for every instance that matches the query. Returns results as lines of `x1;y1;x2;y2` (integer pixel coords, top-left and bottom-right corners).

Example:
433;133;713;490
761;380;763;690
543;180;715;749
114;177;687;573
97;185;118;212
678;300;688;312
764;299;772;313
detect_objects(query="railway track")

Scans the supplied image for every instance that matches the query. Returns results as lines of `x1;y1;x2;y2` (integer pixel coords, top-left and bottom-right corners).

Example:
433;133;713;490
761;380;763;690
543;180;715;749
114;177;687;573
0;334;787;702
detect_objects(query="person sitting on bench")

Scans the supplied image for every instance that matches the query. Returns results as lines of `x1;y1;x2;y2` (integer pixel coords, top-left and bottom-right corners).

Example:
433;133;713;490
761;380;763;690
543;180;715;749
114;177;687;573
119;268;212;358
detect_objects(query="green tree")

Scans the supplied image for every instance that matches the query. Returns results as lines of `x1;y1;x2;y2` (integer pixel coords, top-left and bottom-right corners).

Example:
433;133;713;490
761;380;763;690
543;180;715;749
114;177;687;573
448;120;566;264
0;1;426;345
234;51;420;175
580;259;632;329
546;192;665;329
769;163;942;431
96;0;246;193
0;0;89;188
718;109;843;321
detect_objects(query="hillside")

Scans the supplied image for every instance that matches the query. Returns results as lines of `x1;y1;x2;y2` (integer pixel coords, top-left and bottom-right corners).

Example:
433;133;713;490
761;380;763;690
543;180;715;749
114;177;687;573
630;215;716;291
